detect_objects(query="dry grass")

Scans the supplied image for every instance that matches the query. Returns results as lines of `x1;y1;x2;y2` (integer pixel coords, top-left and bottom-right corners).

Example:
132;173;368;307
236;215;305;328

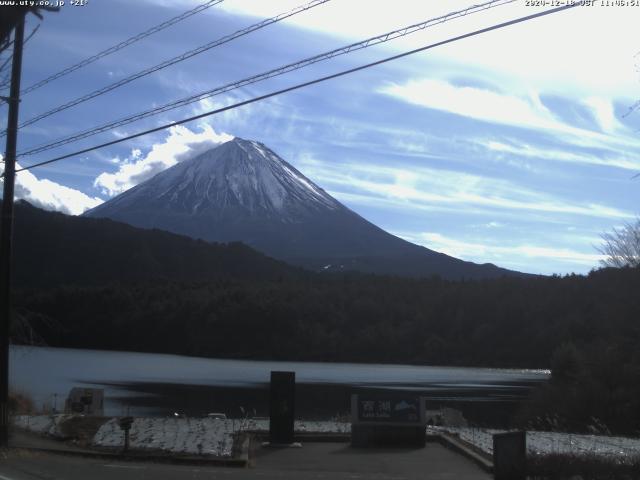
8;391;35;415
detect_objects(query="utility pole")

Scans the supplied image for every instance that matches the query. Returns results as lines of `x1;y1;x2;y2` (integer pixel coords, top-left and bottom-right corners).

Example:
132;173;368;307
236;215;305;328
0;13;25;447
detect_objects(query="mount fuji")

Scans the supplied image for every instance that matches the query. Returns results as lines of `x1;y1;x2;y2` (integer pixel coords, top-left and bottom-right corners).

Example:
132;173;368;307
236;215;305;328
84;138;518;279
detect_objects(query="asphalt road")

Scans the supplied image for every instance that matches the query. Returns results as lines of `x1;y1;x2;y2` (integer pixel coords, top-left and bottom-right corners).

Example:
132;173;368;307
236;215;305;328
0;443;491;480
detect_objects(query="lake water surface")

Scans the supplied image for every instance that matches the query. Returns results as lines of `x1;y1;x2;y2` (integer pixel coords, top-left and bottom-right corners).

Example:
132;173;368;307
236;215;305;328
11;346;549;422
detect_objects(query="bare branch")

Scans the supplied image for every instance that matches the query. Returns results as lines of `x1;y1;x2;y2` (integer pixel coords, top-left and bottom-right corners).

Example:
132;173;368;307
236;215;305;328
598;218;640;268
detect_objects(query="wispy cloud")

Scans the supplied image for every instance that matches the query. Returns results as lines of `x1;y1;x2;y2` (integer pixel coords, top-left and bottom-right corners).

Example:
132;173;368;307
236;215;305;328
381;79;559;131
299;158;634;220
398;231;604;273
583;96;624;134
378;79;640;151
480;139;640;172
147;0;639;102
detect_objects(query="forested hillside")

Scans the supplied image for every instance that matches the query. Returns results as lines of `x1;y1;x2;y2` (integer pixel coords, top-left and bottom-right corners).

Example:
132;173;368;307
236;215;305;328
9;200;302;288
14;267;640;369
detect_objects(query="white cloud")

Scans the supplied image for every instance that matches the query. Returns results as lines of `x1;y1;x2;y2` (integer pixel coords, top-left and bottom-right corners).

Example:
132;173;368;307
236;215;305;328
0;160;103;215
400;231;604;272
170;0;640;98
213;0;497;40
94;124;233;196
147;0;638;99
482;139;640;171
379;79;640;152
382;79;559;132
583;96;623;134
299;158;634;220
142;1;639;110
191;96;257;128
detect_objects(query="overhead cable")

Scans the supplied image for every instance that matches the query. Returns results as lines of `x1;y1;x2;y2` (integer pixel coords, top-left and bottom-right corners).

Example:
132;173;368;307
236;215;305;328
18;0;517;156
14;2;582;174
7;0;330;136
19;0;225;96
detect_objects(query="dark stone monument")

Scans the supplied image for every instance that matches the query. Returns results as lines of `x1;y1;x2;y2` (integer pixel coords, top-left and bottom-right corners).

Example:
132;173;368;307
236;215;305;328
493;431;526;480
269;371;295;445
351;394;426;447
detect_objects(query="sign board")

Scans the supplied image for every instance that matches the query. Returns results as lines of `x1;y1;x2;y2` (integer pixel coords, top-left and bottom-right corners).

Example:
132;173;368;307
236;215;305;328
118;416;134;431
351;394;427;447
351;394;425;426
269;371;295;445
64;387;104;416
493;431;526;480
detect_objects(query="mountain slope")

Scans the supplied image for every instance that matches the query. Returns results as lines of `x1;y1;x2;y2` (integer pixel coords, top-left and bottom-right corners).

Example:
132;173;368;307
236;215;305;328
8;200;301;289
85;138;520;279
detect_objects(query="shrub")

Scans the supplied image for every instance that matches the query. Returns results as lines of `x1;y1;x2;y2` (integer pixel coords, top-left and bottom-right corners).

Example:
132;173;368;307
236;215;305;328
8;391;35;415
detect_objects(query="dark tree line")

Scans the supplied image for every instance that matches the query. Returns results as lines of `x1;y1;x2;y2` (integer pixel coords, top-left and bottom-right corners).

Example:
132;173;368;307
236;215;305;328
13;266;640;369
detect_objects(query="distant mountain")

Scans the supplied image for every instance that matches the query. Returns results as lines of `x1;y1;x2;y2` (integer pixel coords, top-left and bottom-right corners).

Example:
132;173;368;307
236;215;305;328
9;200;300;289
84;137;521;280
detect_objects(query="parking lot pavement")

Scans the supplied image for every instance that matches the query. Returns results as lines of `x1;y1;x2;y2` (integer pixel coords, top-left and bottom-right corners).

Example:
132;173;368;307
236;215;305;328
252;441;492;479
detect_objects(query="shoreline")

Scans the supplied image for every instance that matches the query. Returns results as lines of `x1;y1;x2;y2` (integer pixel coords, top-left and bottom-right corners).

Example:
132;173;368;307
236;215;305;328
98;381;534;426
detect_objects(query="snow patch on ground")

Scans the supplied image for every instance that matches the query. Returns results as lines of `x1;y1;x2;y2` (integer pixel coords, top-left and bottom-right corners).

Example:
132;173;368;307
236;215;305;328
244;419;351;434
93;417;236;457
13;415;73;438
432;426;640;460
91;417;350;457
19;416;635;462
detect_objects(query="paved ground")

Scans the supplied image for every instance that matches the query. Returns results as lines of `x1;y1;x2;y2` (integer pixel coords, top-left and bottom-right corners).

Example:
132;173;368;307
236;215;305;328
253;442;491;479
0;442;491;480
9;430;95;453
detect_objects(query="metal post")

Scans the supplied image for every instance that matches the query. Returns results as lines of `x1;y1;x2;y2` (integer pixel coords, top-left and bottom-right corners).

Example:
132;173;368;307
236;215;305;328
0;14;25;447
124;429;130;453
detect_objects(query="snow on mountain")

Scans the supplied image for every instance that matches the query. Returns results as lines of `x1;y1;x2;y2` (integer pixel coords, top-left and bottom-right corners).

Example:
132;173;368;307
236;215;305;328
96;138;339;220
85;138;519;279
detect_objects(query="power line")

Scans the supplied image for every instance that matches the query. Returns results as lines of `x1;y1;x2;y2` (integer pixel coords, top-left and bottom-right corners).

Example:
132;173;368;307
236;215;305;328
623;99;640;118
0;23;40;90
0;38;14;58
6;0;330;137
15;2;581;174
17;0;517;157
0;55;14;82
18;0;224;96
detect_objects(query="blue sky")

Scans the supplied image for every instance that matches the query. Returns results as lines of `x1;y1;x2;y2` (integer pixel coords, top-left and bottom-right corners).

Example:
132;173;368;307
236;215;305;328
1;0;639;275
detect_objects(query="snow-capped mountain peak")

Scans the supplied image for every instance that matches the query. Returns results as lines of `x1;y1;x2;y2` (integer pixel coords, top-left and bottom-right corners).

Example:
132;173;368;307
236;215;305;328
84;138;518;280
135;137;340;217
91;138;341;222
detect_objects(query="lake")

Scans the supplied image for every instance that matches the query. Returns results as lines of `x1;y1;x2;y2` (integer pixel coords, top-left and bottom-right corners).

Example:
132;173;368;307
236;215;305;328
10;346;549;424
